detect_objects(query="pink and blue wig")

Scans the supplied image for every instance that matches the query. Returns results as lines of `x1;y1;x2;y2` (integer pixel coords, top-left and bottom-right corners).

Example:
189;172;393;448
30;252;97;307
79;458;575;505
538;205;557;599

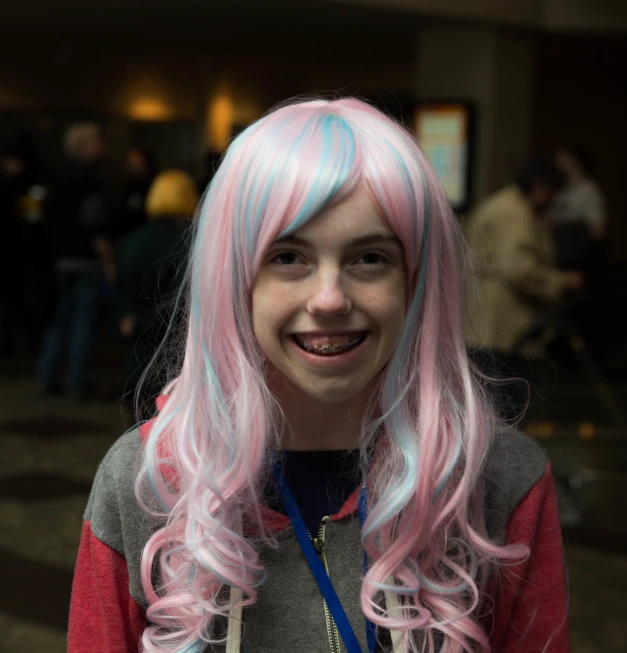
136;98;528;653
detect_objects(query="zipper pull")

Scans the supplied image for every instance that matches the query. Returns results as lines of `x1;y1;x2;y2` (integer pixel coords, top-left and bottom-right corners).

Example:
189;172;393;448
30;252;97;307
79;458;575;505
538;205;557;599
311;516;330;555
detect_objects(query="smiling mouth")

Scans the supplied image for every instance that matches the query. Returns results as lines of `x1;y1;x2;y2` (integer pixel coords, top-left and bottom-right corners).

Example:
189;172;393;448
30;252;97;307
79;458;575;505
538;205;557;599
291;332;368;356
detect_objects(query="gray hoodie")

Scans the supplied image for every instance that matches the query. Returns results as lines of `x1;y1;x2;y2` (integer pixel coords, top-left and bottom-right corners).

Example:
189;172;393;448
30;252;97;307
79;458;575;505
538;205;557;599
82;426;552;652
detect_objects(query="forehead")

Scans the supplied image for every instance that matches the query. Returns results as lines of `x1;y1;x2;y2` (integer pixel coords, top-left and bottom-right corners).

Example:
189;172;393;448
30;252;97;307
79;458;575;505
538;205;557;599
285;187;395;246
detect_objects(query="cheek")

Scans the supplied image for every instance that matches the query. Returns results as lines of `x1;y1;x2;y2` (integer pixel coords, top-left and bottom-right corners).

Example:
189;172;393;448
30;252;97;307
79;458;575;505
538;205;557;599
362;285;406;332
251;283;299;341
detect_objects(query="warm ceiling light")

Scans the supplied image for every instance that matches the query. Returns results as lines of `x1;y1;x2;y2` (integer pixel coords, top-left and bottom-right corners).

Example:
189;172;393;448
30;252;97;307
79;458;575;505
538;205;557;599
127;97;174;121
207;92;235;149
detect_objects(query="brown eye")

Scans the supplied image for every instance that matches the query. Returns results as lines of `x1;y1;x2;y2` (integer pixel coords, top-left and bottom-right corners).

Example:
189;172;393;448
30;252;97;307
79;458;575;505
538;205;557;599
358;252;388;266
271;251;301;265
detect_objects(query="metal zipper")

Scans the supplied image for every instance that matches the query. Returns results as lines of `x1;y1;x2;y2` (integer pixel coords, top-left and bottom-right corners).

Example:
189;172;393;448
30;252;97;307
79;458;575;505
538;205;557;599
310;516;341;653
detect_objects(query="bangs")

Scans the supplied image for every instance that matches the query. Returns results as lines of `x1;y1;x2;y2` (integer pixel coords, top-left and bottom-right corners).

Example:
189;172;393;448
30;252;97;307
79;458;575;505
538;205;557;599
359;126;428;273
230;111;363;282
218;100;431;289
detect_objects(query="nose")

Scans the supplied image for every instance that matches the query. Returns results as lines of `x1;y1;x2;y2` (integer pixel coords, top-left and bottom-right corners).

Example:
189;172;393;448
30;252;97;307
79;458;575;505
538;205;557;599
305;269;352;316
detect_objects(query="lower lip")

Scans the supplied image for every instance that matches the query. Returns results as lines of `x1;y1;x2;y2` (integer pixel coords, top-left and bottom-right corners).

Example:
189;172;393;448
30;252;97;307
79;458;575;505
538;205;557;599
288;334;370;368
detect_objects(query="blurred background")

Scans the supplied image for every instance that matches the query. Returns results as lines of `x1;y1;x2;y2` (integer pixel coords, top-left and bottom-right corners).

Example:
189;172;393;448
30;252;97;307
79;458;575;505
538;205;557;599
0;1;626;651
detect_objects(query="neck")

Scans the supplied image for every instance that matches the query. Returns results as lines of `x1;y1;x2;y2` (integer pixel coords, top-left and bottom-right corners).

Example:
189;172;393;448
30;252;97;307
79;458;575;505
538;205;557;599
268;376;370;451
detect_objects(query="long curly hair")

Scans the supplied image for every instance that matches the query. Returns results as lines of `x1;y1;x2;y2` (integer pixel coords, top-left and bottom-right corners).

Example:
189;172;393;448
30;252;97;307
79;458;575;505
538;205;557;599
136;97;528;653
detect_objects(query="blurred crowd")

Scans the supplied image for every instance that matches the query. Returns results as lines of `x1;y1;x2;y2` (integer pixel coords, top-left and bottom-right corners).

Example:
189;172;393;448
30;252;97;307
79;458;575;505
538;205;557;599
465;150;608;420
0;122;214;415
0;118;610;423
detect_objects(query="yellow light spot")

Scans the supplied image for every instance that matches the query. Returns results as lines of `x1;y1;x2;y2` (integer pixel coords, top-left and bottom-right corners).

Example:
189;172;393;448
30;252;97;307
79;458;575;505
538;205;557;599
127;97;174;121
579;422;595;440
527;421;555;438
207;92;235;150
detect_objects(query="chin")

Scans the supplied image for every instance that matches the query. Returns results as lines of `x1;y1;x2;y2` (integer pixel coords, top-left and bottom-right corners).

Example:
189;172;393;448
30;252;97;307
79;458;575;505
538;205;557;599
295;374;374;405
265;357;381;407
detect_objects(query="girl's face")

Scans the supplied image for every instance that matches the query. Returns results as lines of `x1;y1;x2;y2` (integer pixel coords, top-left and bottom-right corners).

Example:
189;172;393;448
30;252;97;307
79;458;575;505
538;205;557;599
252;187;407;406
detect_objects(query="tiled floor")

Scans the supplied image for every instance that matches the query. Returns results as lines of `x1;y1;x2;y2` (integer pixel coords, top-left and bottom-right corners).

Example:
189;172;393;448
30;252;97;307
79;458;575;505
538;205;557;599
0;372;625;652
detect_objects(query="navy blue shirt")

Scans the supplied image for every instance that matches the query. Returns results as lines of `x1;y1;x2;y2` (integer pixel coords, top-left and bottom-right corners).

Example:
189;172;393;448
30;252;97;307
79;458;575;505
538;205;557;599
271;449;361;535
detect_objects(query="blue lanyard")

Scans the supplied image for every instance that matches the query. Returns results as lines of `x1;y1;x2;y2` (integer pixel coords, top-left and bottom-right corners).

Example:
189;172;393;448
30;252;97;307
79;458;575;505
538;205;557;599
358;486;377;653
273;462;377;653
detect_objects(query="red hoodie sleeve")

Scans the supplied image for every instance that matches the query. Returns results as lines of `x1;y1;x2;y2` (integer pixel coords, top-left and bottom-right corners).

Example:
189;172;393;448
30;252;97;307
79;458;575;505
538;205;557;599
486;463;570;652
68;521;146;653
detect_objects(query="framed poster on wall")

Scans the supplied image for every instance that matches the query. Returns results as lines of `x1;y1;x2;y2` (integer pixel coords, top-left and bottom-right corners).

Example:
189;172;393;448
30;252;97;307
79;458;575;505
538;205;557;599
414;102;474;212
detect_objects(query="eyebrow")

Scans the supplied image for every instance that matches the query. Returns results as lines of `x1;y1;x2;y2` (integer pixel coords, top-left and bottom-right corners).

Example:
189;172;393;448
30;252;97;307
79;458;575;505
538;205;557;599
274;232;403;249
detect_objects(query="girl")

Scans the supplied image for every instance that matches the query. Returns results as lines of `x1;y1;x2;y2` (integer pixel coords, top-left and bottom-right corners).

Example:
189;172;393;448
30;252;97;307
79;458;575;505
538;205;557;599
68;98;569;653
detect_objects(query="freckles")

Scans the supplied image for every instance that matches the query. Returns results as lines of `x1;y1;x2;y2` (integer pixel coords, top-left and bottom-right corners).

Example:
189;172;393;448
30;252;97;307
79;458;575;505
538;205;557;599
359;287;405;318
360;290;389;310
273;288;300;308
256;287;301;323
360;295;377;310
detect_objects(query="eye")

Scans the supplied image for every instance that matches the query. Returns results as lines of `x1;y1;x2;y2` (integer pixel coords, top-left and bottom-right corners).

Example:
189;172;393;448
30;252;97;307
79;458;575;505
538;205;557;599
356;252;389;266
270;251;302;266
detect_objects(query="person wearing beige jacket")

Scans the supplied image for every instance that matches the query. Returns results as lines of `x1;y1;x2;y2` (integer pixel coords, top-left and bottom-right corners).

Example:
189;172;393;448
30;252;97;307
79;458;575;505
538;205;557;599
465;159;583;357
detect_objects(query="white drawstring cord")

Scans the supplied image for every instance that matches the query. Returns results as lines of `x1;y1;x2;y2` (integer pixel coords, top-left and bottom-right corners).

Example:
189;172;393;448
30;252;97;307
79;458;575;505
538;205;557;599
226;513;244;653
226;585;243;653
384;583;405;653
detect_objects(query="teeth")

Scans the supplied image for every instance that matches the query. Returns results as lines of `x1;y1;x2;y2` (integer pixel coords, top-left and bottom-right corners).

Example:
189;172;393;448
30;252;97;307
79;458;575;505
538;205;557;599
295;334;365;355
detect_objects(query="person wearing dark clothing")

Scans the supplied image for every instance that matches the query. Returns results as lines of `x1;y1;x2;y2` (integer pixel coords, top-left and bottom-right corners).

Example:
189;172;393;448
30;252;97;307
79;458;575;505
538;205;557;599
0;140;51;355
0;149;28;355
553;146;607;276
116;170;197;416
16;174;54;353
37;122;114;397
114;147;158;241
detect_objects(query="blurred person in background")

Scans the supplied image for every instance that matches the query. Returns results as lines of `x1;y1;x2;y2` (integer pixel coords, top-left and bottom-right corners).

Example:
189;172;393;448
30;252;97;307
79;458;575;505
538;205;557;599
0;138;51;356
0;143;30;356
116;170;196;418
552;146;607;274
37;122;114;398
14;144;54;354
115;146;158;240
465;158;584;419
